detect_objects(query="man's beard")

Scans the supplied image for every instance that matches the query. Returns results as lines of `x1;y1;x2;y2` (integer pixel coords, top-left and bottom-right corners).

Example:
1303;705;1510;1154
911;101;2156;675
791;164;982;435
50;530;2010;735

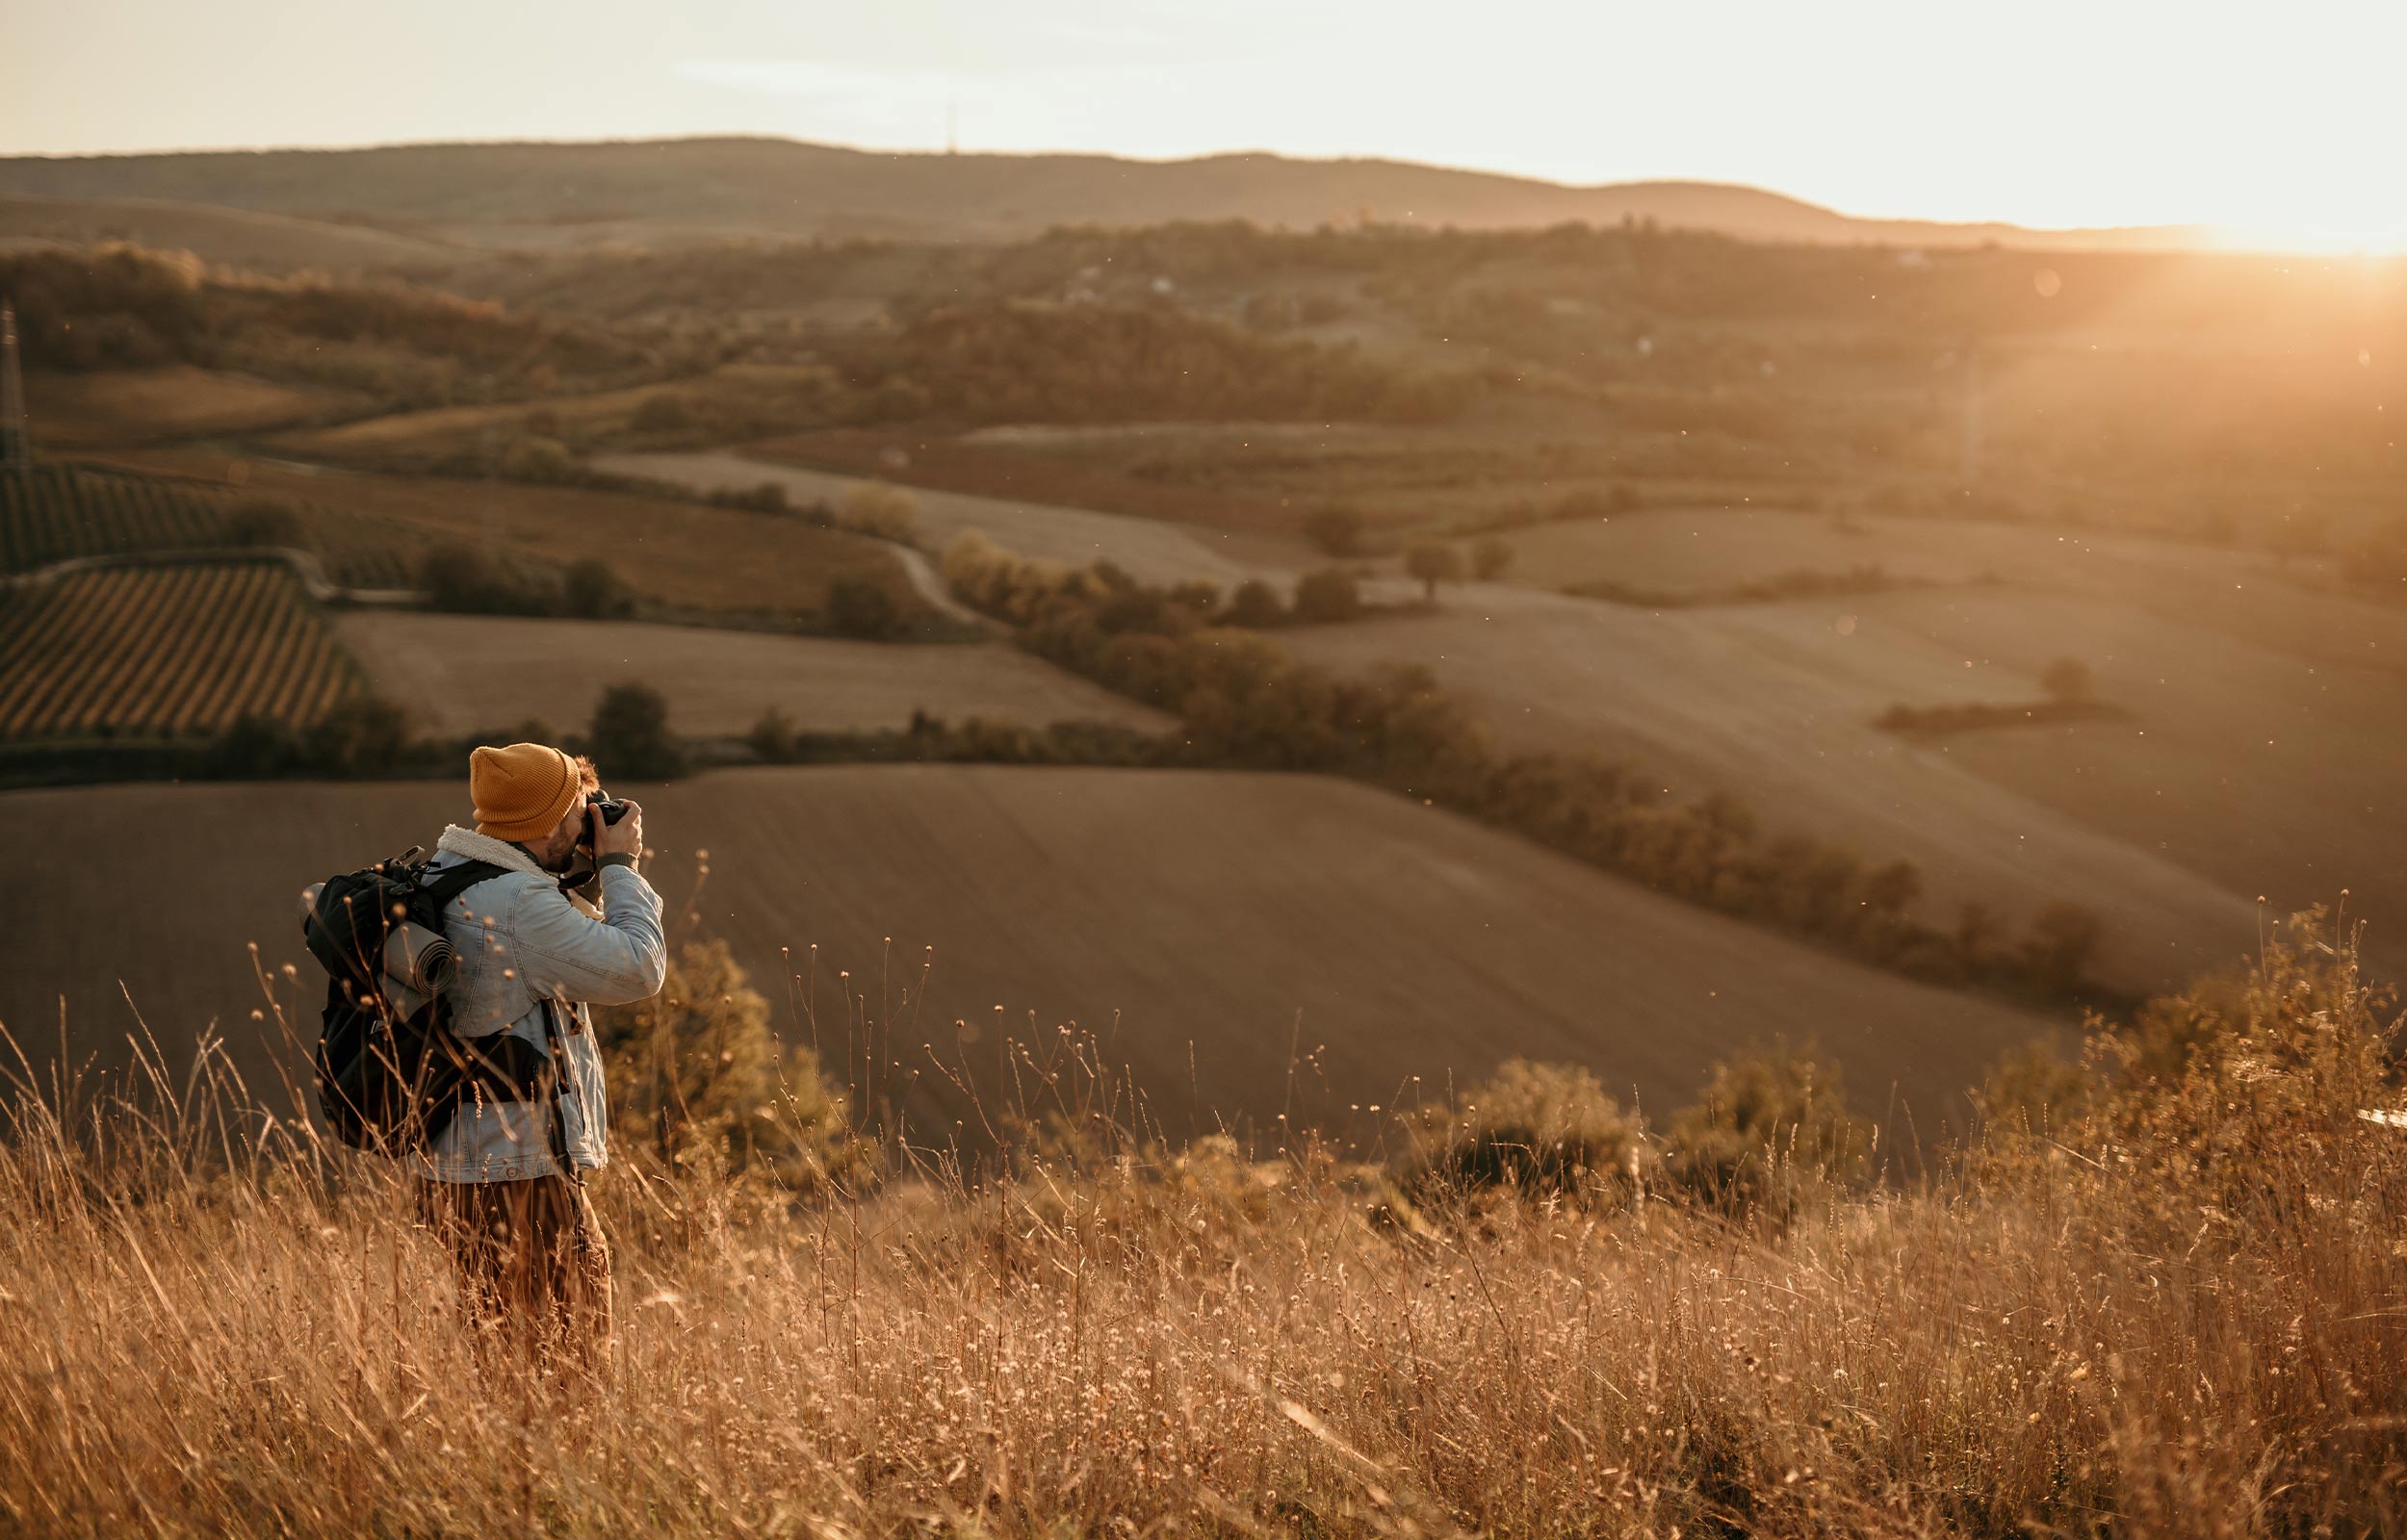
516;836;577;873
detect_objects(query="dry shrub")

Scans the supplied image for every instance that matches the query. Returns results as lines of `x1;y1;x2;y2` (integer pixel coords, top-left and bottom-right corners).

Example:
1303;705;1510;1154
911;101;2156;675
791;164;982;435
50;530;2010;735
0;911;2401;1534
1662;1041;1868;1215
1398;1058;1643;1207
594;938;864;1199
837;480;919;542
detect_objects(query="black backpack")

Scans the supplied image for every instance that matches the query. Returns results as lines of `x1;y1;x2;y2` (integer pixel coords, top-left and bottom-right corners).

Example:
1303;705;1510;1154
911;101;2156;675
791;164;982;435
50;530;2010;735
301;846;564;1156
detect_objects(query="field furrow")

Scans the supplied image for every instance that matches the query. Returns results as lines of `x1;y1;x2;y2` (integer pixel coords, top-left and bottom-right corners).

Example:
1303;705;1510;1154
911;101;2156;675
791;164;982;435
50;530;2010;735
116;565;246;733
0;562;365;744
6;571;150;735
60;568;184;736
175;565;281;732
230;576;319;725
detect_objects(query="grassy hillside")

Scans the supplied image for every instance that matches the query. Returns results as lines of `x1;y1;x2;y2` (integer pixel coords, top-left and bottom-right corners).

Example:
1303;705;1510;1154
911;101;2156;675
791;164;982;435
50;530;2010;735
1446;509;2407;981
0;193;454;270
1279;590;2265;995
0;905;2396;1534
0;767;2063;1142
0;138;2207;251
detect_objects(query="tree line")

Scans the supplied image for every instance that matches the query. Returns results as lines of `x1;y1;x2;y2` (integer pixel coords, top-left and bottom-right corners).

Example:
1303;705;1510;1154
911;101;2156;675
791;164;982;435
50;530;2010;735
941;530;2111;1006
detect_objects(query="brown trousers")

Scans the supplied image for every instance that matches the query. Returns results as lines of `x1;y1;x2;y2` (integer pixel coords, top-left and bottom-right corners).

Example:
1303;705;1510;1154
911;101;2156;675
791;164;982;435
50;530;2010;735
417;1173;613;1368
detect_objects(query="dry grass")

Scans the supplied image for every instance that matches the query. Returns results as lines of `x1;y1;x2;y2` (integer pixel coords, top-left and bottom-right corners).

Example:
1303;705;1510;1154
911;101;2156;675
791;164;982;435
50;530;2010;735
1;915;2402;1535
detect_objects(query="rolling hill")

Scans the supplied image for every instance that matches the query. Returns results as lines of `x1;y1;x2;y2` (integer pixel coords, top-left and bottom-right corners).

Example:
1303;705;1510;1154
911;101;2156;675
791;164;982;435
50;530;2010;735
0;767;2066;1146
0;194;455;270
337;612;1174;739
0;138;2206;260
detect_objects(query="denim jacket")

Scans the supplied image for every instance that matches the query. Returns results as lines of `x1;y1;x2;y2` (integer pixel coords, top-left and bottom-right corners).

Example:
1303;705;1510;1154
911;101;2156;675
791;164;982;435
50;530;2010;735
413;824;668;1183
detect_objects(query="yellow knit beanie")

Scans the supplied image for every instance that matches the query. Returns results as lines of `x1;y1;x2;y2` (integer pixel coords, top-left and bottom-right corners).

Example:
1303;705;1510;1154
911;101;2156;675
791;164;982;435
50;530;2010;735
469;742;582;841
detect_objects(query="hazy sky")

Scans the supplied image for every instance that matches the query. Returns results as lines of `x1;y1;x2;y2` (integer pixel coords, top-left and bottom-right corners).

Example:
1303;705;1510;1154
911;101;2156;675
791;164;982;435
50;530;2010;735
7;0;2404;244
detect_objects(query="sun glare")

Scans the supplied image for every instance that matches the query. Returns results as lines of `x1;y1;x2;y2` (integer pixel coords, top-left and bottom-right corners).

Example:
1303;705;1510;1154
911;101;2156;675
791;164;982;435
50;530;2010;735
2211;218;2407;257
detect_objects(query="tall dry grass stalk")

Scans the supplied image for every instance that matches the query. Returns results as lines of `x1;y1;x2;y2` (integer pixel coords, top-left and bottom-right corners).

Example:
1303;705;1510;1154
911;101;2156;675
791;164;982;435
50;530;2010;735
1;914;2403;1536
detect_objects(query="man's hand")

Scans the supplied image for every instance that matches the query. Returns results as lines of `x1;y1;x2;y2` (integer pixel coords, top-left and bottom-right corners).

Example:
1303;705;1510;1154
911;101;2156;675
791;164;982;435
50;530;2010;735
593;799;644;865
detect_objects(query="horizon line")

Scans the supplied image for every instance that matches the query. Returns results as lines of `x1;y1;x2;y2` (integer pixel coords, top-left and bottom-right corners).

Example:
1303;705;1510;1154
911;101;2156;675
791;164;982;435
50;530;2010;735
0;130;2223;243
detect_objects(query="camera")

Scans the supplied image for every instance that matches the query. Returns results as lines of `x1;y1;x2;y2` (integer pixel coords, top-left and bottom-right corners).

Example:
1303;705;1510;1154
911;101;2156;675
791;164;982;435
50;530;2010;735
572;795;630;856
560;794;634;898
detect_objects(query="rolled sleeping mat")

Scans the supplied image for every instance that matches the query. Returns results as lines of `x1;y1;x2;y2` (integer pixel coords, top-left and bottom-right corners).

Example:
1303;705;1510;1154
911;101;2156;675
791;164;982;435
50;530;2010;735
382;921;460;997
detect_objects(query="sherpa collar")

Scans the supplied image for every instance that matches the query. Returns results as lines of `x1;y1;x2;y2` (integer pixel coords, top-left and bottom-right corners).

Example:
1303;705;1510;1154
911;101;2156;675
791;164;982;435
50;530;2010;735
435;824;550;878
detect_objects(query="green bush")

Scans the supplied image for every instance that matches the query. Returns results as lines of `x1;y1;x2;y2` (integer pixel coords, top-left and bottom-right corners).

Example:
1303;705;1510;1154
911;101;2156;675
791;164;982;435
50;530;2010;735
586;680;686;781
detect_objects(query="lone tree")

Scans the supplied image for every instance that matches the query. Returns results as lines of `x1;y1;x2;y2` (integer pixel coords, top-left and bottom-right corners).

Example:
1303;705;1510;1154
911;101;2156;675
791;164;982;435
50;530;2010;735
563;557;635;620
1303;504;1364;557
2039;656;2095;705
588;680;686;780
1405;540;1466;603
825;575;902;639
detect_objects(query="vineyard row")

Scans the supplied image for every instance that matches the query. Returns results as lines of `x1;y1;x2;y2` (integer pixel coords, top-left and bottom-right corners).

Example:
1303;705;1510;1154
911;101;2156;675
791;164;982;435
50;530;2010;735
0;560;364;741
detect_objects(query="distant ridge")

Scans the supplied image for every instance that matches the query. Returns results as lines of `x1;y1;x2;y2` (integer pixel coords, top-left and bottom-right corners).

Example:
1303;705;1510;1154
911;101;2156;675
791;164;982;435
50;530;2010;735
0;137;2210;258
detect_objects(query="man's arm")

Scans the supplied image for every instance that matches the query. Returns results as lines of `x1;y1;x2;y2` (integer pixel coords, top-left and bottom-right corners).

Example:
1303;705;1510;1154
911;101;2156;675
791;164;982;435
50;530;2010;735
510;799;668;1006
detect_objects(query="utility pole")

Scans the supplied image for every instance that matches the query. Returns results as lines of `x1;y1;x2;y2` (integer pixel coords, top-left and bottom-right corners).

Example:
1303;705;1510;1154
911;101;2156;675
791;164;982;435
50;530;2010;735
945;99;958;155
0;302;27;472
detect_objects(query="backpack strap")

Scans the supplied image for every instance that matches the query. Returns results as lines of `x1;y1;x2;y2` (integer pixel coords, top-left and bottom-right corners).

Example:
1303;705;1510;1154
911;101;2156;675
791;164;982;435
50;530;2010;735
537;999;582;1184
417;857;507;914
422;855;583;1181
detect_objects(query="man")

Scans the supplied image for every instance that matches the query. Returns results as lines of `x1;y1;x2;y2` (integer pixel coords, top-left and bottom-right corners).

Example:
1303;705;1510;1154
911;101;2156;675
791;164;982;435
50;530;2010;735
415;741;667;1364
